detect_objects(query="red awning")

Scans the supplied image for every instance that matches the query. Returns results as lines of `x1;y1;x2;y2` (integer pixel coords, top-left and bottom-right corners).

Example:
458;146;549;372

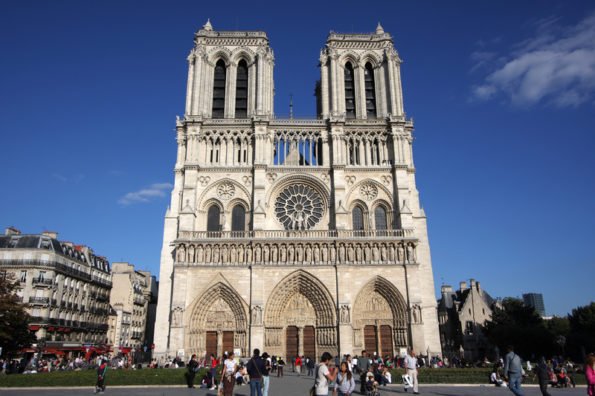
47;326;55;331
29;325;41;331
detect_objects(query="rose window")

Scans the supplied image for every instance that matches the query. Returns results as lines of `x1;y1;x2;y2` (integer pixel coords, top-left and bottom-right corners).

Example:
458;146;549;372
275;184;324;230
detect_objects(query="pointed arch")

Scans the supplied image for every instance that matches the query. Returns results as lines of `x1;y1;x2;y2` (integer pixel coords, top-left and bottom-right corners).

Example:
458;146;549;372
264;270;336;327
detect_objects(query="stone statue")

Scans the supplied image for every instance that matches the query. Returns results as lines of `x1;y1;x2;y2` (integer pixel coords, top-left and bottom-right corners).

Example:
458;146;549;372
340;305;350;323
252;306;263;325
188;245;195;263
213;245;220;263
238;245;244;263
321;244;328;262
397;243;404;263
263;245;270;263
230;245;237;263
330;245;336;262
271;245;278;263
381;244;387;262
338;244;345;263
296;245;303;262
373;244;380;262
347;245;354;262
172;307;183;327
205;246;212;263
246;246;252;263
313;244;320;262
280;245;287;262
221;246;228;263
355;245;362;262
305;245;312;263
197;245;204;263
388;244;395;262
255;245;261;262
407;243;415;263
364;244;371;262
177;245;186;262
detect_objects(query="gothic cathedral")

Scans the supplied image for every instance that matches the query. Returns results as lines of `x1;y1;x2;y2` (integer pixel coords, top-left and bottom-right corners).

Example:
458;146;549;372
154;21;440;360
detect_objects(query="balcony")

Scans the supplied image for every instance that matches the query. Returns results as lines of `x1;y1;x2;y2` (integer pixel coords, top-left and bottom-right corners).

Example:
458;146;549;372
28;297;50;305
178;228;415;241
32;278;54;287
0;259;93;282
133;297;145;306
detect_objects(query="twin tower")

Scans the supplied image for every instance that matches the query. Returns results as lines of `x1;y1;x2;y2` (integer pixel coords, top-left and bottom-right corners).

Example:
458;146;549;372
154;20;440;361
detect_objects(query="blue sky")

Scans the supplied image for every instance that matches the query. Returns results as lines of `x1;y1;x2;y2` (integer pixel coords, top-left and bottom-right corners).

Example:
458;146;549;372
1;1;593;316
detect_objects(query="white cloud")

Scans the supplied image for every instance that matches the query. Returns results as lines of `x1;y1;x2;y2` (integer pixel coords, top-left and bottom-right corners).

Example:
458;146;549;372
471;12;595;107
52;173;85;183
118;183;173;205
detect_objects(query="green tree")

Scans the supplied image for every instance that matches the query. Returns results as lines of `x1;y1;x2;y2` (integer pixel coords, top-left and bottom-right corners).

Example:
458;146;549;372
567;302;595;360
483;297;554;359
0;272;35;357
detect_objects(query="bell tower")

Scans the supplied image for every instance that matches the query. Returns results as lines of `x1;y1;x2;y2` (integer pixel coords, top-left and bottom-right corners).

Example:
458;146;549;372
185;19;275;119
318;23;404;120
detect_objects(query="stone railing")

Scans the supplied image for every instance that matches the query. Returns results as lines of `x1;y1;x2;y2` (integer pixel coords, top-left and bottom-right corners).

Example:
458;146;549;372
178;228;414;241
32;278;54;286
29;297;50;305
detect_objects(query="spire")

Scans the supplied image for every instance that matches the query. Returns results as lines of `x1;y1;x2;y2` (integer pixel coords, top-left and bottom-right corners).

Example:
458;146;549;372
375;22;384;35
203;19;213;31
289;94;294;119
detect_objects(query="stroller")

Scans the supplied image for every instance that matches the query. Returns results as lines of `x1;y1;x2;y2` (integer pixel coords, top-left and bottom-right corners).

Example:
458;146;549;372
365;372;381;396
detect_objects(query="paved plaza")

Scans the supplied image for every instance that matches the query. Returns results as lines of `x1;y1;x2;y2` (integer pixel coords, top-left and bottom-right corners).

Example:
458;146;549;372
1;371;586;396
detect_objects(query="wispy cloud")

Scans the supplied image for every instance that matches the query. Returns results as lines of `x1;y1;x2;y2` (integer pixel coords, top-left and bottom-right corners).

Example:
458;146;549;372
118;183;173;205
52;173;85;183
471;12;595;107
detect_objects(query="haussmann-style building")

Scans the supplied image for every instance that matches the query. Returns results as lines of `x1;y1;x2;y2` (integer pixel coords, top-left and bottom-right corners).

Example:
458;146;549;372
154;21;441;361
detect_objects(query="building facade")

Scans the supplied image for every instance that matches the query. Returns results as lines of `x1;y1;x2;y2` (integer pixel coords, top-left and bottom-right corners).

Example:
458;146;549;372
154;21;441;360
437;279;500;361
522;293;546;317
108;262;156;355
0;227;112;354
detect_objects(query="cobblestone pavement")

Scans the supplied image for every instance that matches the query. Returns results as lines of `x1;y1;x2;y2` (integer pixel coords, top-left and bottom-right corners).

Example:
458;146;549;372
1;371;586;396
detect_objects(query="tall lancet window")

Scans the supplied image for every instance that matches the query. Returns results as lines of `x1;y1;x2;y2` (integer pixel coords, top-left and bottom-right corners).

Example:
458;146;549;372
231;205;246;233
207;205;222;233
235;60;248;118
364;63;376;117
352;206;365;233
212;60;226;118
344;62;356;119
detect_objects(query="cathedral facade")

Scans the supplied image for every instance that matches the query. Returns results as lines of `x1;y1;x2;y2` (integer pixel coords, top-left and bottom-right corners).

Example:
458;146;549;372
153;21;440;360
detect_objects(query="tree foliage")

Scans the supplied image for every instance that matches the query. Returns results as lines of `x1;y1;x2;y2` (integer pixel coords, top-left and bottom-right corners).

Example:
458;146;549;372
483;297;553;360
0;273;35;357
566;302;595;359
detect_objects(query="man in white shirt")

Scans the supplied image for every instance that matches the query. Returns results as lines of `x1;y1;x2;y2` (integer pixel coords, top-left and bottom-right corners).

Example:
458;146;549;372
404;349;419;394
314;352;338;396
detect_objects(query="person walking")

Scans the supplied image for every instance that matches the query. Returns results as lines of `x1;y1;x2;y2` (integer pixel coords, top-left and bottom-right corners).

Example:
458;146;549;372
503;345;525;396
307;356;315;376
94;358;108;394
209;354;219;390
262;353;271;396
277;356;285;377
186;354;199;388
313;352;338;396
295;355;302;375
334;361;355;396
221;351;238;396
404;348;419;394
534;357;551;396
246;348;266;396
357;350;370;394
585;354;595;396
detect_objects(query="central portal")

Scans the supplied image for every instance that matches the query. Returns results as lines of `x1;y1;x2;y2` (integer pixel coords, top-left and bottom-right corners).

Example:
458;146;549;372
286;326;299;359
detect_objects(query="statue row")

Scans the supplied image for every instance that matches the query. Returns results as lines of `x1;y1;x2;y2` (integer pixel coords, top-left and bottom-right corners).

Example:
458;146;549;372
175;241;417;265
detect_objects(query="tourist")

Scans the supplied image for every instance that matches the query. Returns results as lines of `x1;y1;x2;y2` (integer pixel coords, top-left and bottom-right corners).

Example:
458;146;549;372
209;354;218;390
490;366;505;387
585;354;595;396
503;345;525;396
94;358;108;394
277;356;285;377
534;357;551;396
357;350;370;394
262;352;271;396
404;348;419;394
334;361;355;396
221;351;238;396
295;355;302;375
313;352;338;396
186;354;199;388
246;348;266;396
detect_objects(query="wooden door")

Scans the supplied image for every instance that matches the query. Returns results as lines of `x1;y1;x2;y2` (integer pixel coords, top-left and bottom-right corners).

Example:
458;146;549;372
364;325;378;354
286;326;298;360
222;331;234;355
303;326;316;359
206;331;217;357
380;325;393;358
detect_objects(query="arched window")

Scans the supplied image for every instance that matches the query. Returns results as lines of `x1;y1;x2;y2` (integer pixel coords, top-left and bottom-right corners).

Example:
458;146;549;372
364;63;376;117
375;206;388;234
212;60;226;118
235;60;248;118
352;206;364;235
231;205;246;233
344;62;356;119
207;205;222;233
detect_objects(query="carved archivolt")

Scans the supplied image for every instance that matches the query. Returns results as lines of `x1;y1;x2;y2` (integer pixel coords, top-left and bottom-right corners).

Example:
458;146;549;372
264;270;336;328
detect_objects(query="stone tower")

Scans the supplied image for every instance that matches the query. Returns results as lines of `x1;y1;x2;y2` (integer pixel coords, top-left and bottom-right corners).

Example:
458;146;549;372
153;21;440;361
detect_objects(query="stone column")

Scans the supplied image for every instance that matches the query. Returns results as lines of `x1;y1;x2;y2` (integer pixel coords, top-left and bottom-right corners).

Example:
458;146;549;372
298;326;304;356
185;54;195;115
320;53;329;118
191;50;204;116
256;52;264;115
394;60;404;117
357;64;366;119
386;55;398;116
226;64;237;118
330;52;338;115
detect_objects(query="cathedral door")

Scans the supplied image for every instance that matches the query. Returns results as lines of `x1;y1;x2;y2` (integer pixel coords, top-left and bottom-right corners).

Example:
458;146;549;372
303;325;316;359
206;331;217;357
223;331;234;354
364;325;378;354
286;326;299;360
380;325;393;358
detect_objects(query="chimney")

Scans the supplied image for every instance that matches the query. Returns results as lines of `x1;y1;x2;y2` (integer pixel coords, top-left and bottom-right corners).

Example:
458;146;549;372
5;227;21;235
459;281;467;292
476;281;482;294
441;285;453;309
470;279;476;290
42;231;58;239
